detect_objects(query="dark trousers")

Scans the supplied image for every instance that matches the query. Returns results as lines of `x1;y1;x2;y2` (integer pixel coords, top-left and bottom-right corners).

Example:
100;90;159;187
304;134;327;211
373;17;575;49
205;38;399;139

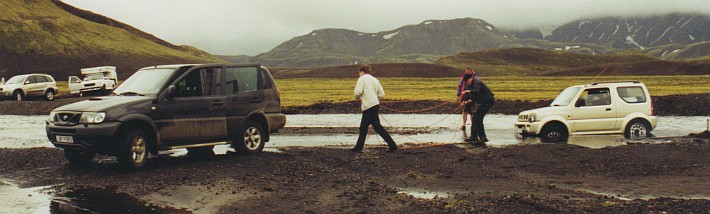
470;101;494;140
354;105;397;151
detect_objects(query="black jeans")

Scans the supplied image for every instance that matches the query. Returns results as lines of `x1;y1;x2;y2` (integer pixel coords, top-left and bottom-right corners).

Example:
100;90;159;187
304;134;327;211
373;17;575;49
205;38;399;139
354;105;397;151
470;101;494;140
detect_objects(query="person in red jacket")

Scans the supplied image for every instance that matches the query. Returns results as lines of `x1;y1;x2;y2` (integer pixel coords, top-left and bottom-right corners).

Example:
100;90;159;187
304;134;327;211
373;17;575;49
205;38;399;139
456;66;477;131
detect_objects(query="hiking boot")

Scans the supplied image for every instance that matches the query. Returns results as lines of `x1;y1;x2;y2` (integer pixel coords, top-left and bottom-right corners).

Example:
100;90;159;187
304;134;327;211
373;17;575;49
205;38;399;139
351;148;363;153
386;145;398;153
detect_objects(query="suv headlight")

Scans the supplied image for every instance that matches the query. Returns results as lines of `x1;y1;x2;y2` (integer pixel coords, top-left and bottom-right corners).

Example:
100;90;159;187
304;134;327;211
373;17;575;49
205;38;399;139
528;113;537;122
48;111;57;123
80;112;106;124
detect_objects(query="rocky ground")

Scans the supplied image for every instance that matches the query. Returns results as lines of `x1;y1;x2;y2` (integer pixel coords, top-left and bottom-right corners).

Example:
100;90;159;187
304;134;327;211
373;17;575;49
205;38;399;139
1;134;709;213
1;93;708;116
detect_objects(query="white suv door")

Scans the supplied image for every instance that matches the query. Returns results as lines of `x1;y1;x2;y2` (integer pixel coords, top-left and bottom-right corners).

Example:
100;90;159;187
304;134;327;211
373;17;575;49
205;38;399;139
571;87;617;132
68;76;82;95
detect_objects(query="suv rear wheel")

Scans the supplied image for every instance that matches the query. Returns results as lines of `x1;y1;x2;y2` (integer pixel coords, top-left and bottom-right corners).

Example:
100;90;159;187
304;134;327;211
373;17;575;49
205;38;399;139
540;123;569;142
45;90;55;101
625;119;652;139
233;120;265;154
117;129;149;170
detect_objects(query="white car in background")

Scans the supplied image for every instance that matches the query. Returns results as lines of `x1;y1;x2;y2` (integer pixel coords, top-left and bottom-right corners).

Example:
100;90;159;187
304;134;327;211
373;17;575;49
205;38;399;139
0;74;59;101
68;66;118;96
515;81;657;141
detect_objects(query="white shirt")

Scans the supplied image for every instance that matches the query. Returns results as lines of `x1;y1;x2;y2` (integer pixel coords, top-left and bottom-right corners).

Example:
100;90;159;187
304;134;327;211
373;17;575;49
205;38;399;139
354;74;385;111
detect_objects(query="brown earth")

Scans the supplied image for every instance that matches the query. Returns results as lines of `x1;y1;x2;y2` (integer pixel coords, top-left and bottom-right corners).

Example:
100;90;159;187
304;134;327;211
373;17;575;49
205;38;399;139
1;93;707;116
270;63;461;79
1;139;710;213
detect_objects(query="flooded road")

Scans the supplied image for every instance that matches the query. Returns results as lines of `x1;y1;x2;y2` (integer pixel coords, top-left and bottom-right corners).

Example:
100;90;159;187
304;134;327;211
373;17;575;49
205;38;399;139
1;114;708;149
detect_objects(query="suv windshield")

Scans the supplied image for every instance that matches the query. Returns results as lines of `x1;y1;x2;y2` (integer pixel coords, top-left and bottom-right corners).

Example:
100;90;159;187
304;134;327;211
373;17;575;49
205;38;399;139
7;76;26;84
113;68;175;96
84;73;104;81
551;86;580;106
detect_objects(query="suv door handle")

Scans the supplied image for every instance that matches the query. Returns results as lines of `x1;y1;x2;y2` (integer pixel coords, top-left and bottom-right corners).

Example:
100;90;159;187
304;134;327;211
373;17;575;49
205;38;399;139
605;108;612;111
250;97;263;103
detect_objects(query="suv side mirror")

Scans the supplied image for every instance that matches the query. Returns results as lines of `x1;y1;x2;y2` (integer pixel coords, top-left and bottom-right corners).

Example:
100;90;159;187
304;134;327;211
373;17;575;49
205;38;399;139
575;99;585;107
24;80;30;85
165;85;177;100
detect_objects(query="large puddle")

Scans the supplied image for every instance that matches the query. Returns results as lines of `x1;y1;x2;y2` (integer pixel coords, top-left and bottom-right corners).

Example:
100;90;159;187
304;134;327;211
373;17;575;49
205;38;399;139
1;114;708;149
0;114;708;212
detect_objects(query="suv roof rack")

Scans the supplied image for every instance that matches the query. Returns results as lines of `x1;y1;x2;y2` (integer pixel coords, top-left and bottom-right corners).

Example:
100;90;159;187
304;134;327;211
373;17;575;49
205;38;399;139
591;80;640;85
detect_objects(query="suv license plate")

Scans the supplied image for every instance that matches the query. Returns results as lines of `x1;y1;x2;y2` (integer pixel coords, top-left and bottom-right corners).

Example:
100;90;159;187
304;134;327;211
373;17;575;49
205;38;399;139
57;135;74;143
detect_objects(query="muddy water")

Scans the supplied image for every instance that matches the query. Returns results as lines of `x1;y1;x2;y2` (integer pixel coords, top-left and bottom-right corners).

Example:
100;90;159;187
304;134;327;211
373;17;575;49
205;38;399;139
0;114;708;149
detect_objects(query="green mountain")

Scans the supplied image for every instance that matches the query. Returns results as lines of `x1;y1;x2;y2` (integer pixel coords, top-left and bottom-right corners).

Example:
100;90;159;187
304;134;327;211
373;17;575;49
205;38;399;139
253;18;515;67
0;0;221;80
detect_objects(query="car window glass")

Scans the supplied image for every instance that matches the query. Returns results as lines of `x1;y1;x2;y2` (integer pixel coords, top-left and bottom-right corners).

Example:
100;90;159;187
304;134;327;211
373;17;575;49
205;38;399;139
28;76;38;83
203;67;222;96
260;69;272;89
43;76;52;82
579;88;611;106
618;86;646;103
175;70;203;97
225;67;258;94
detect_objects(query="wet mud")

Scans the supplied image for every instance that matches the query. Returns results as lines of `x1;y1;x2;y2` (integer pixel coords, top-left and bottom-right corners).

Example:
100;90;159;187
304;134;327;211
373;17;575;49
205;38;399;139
1;139;710;213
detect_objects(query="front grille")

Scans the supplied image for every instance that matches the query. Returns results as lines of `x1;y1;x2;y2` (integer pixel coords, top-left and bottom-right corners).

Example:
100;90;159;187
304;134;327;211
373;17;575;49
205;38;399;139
54;112;81;125
50;128;76;135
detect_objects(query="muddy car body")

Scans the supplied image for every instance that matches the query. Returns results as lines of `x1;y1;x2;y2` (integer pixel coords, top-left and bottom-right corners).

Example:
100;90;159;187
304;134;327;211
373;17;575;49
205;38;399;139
515;81;657;141
46;64;286;169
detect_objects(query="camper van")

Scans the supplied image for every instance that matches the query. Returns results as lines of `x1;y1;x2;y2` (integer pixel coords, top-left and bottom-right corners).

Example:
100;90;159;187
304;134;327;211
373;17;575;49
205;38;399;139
69;66;118;96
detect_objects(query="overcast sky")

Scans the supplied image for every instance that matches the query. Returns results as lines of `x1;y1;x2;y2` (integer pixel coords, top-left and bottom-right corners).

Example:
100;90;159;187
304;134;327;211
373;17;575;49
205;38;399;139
62;0;710;56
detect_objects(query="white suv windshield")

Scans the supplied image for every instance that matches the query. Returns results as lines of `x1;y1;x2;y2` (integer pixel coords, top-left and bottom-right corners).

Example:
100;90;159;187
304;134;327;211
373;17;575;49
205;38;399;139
113;68;174;96
7;76;26;84
84;73;104;81
551;86;580;106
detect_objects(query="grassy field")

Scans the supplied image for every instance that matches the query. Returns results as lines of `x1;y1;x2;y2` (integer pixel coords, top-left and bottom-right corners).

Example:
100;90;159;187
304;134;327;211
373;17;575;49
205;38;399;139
275;75;710;107
52;76;709;107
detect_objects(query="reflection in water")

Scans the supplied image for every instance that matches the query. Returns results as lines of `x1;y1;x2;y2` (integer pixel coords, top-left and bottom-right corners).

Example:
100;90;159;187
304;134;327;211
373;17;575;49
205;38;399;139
0;180;52;214
397;187;451;199
0;114;707;149
51;187;190;213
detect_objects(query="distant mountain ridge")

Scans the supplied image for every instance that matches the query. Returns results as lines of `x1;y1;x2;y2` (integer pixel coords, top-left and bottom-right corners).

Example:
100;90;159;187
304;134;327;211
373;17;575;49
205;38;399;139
545;14;710;50
254;18;513;67
252;14;710;68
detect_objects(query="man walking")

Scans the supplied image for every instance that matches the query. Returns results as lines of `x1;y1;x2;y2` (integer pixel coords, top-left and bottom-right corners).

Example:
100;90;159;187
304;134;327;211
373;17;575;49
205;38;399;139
352;65;398;153
461;74;495;145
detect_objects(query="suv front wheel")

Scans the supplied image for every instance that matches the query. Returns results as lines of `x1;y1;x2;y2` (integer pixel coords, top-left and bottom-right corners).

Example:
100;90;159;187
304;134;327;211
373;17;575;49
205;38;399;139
233;120;265;154
540;123;569;142
625;119;652;139
117;129;149;169
12;90;23;101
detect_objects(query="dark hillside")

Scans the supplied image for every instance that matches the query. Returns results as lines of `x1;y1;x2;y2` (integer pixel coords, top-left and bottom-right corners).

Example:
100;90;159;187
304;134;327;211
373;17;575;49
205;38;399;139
436;48;657;76
271;63;461;78
0;0;221;80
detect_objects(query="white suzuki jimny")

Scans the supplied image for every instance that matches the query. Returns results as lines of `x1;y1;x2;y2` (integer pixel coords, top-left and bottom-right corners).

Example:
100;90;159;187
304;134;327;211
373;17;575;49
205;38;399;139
515;81;657;141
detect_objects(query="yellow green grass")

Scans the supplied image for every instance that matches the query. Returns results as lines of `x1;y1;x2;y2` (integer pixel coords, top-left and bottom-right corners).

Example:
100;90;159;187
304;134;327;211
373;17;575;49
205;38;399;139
52;76;709;107
275;76;710;107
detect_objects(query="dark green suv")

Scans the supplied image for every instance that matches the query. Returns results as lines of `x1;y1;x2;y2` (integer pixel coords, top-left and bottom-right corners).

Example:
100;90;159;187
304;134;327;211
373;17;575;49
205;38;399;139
46;64;286;169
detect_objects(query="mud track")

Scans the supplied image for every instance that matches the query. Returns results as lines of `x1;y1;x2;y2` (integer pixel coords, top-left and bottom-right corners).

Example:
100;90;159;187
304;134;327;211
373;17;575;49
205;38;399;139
1;138;710;213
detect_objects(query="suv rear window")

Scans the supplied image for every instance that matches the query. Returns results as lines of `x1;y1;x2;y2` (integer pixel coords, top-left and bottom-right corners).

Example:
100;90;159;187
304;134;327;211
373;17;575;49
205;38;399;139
618;86;646;103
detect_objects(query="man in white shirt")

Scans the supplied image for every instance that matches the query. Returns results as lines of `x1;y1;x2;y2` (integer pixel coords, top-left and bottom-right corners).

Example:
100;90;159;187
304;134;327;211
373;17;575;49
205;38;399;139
352;65;397;153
